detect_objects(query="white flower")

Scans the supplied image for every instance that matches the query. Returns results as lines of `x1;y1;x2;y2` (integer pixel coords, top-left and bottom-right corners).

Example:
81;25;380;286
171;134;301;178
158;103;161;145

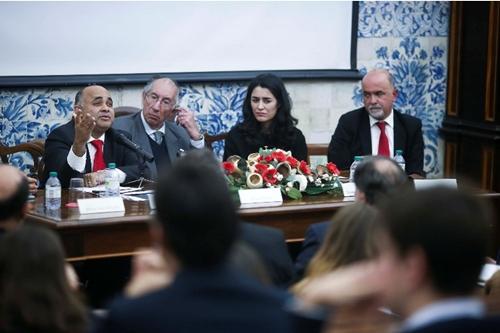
288;175;308;191
308;175;314;183
276;174;283;181
314;178;322;186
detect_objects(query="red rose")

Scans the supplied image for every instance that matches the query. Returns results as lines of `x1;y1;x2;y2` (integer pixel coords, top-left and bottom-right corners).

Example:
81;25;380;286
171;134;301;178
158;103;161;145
326;162;340;175
286;156;299;169
299;160;312;175
262;168;278;185
222;161;235;174
264;154;274;163
271;150;287;162
254;163;269;175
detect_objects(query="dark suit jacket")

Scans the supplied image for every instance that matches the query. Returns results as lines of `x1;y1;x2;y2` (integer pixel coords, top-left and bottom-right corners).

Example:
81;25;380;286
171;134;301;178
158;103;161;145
328;107;424;176
113;112;193;179
42;120;144;188
294;221;330;279
241;222;295;288
96;266;291;333
399;316;500;333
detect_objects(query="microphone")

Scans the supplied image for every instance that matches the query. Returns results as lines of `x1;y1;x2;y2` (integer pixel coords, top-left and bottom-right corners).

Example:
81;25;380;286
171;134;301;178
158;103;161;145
117;132;154;162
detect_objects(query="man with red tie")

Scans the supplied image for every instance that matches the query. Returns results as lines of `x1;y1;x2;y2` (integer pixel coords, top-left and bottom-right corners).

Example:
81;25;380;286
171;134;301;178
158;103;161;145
42;85;146;188
327;69;424;177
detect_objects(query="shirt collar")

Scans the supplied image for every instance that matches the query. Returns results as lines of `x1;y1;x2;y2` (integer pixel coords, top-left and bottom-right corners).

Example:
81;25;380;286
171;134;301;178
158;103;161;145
87;133;106;144
140;111;165;136
369;109;394;128
401;297;485;332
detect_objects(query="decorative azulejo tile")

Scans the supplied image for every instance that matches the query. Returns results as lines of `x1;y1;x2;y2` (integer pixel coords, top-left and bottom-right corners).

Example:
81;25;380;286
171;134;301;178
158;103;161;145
358;1;449;38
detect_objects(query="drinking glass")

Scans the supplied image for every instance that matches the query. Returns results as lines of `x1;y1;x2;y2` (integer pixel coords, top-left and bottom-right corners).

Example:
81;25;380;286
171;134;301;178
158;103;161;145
68;177;85;203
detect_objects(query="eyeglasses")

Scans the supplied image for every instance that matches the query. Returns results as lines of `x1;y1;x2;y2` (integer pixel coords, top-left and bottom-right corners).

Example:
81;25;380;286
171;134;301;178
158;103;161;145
145;93;175;109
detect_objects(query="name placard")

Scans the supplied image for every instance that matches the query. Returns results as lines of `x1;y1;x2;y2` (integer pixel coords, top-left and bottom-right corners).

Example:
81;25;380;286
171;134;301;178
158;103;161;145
238;187;283;209
78;197;125;215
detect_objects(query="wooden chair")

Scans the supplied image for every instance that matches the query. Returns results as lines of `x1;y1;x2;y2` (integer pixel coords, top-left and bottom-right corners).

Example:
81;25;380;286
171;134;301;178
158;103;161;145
205;132;228;151
115;106;140;118
307;143;329;165
0;139;45;179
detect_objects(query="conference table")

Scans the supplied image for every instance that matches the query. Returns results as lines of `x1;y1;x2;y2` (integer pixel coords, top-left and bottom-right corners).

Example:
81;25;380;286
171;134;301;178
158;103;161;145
26;190;355;261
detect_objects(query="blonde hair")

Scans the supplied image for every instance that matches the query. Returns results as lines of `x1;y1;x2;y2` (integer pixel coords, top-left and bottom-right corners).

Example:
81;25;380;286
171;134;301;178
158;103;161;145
293;203;379;292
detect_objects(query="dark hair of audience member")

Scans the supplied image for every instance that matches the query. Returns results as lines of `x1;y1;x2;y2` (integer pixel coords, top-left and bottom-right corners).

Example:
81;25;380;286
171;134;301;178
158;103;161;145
229;241;272;286
240;73;299;147
0;175;29;222
354;155;411;206
0;225;87;333
378;187;491;295
155;149;239;268
293;203;379;292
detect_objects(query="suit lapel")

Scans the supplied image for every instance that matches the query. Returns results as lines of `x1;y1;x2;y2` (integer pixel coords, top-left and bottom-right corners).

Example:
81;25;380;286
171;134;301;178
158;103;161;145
164;123;182;162
393;110;405;152
360;109;372;155
132;113;157;178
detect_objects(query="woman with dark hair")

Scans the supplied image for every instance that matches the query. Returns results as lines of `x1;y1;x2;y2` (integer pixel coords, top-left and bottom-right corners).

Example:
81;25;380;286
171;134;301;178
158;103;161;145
223;73;308;161
0;225;88;333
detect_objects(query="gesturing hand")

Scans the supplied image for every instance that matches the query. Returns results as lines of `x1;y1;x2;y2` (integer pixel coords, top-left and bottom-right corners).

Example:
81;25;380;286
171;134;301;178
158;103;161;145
73;106;96;156
175;107;202;140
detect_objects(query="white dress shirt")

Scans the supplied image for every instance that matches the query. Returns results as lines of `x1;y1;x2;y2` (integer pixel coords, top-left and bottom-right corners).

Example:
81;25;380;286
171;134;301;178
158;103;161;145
399;297;485;332
67;133;126;183
369;110;395;158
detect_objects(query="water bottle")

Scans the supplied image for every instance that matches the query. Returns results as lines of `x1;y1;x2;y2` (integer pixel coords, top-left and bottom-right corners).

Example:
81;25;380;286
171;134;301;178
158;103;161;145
393;150;406;172
45;171;61;210
104;163;120;197
349;156;363;182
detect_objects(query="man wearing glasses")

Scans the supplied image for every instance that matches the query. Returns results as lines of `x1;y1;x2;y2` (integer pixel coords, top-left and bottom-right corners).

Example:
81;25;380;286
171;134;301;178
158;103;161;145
114;77;204;179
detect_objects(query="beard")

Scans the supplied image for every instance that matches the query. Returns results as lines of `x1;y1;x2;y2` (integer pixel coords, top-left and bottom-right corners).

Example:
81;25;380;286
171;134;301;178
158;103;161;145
367;106;386;120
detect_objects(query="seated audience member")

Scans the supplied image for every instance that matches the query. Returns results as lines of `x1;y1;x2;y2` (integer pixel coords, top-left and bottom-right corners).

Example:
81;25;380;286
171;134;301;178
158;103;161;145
0;225;88;333
240;222;295;288
223;73;308;161
42;85;146;188
97;149;291;333
292;202;378;293
328;68;424;177
294;156;410;278
0;165;30;234
299;188;500;333
229;241;272;286
113;77;204;179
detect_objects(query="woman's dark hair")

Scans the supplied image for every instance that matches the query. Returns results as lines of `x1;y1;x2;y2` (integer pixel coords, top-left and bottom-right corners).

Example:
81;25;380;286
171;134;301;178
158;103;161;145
0;225;87;333
240;73;299;147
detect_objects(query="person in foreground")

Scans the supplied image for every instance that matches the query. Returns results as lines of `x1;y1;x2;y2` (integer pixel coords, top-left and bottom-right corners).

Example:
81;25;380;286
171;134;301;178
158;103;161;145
328;68;424;177
113;77;204;179
299;187;500;333
42;85;145;188
0;225;87;333
0;165;30;234
294;156;410;278
223;73;308;162
97;149;291;333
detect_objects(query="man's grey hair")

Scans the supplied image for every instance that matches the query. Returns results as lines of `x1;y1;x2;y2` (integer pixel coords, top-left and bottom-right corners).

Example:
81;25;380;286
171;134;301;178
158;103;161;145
143;76;180;103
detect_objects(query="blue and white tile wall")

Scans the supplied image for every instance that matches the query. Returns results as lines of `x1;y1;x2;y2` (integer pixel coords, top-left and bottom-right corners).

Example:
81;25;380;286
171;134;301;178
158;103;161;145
0;1;448;177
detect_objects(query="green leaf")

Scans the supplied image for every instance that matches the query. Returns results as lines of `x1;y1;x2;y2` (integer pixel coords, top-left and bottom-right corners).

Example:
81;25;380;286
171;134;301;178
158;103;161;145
285;187;302;199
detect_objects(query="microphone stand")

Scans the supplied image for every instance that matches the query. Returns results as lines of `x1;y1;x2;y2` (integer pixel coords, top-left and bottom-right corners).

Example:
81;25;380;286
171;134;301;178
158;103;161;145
124;152;155;189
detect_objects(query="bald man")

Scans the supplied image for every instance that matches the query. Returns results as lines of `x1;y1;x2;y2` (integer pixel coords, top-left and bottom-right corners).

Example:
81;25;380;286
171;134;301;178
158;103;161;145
42;85;145;188
0;165;30;233
113;77;204;180
328;69;424;177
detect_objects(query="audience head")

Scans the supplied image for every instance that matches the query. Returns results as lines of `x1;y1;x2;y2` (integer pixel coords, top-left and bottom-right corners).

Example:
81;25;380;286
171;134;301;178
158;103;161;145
354;155;410;205
74;85;114;135
242;73;297;131
0;165;29;229
375;188;491;314
154;149;238;269
362;69;397;120
0;225;87;333
308;203;379;277
142;77;179;128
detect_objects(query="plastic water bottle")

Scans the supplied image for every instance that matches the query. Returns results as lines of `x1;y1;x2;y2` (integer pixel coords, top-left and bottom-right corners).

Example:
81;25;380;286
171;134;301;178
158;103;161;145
349;156;363;182
45;171;61;210
104;163;120;197
393;150;406;172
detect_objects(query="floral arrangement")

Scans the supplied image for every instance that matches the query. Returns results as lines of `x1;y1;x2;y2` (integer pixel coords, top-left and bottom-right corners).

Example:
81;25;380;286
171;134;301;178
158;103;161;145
222;147;343;200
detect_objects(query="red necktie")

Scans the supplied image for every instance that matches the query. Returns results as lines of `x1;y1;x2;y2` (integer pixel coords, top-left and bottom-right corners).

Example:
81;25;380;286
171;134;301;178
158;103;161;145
90;139;106;172
377;121;390;157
